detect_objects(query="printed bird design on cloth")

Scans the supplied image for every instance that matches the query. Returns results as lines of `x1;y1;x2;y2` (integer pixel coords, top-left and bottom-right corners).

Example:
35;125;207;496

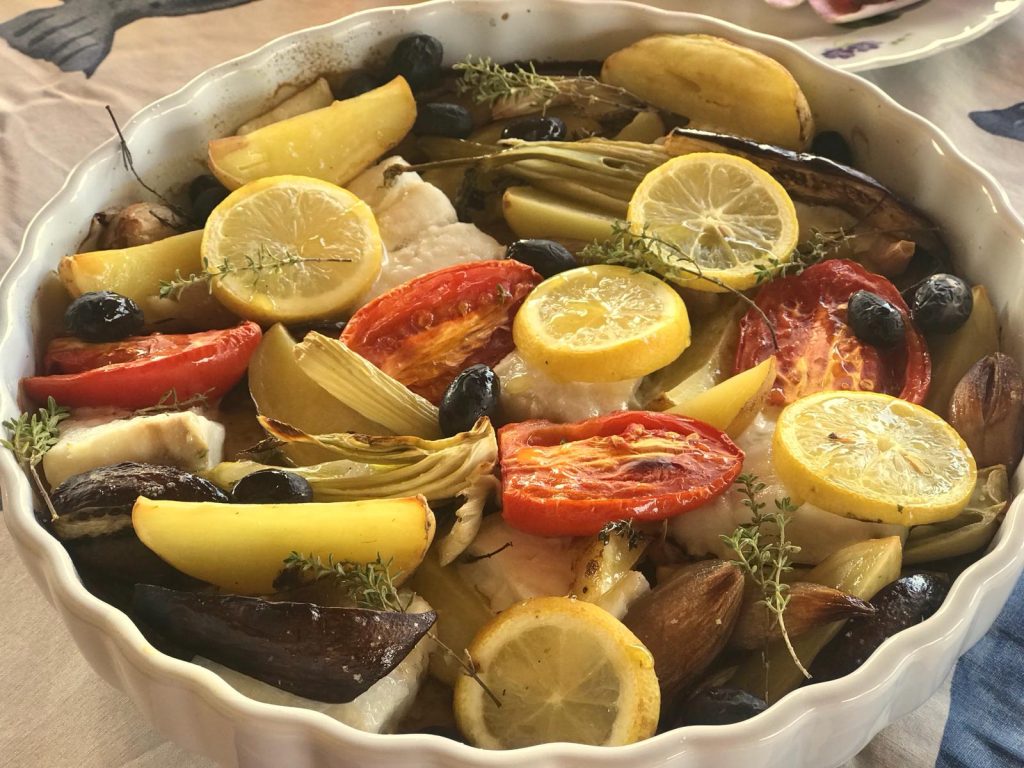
0;0;257;77
970;103;1024;143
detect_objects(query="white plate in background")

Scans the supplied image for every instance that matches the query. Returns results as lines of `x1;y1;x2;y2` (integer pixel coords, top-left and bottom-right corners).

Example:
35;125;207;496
648;0;1023;70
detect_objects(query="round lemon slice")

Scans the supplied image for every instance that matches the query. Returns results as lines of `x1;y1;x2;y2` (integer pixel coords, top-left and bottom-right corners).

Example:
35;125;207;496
512;264;690;383
773;391;977;526
202;175;382;324
627;152;799;292
453;596;660;749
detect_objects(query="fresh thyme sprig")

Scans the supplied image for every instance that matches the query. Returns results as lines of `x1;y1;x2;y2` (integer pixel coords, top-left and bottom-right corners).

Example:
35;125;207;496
133;388;212;416
277;551;501;706
2;397;70;521
279;551;407;612
454;56;562;107
752;227;857;285
721;473;810;680
453;56;642;115
580;221;781;350
598;519;646;550
158;243;352;299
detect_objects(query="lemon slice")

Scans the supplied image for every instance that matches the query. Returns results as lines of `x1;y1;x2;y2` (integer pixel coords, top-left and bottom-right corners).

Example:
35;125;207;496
453;596;660;749
512;264;690;383
202;175;382;324
773;391;977;526
627;152;799;292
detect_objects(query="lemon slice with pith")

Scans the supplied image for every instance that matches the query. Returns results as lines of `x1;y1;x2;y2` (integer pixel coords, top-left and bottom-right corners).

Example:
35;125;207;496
512;264;690;383
201;174;382;324
627;152;799;292
773;390;977;526
453;596;660;749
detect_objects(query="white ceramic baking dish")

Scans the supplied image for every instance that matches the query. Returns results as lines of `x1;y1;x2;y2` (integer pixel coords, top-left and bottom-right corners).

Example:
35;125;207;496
2;1;1023;766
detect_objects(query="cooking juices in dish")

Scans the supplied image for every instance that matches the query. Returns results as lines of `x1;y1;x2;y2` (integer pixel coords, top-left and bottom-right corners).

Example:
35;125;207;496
5;30;1021;750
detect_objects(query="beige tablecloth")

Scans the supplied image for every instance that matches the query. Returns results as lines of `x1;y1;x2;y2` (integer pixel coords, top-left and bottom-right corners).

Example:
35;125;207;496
1;2;1022;766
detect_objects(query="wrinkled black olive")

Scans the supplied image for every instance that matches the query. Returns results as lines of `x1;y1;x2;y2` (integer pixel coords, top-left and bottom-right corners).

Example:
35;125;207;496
338;70;383;99
811;131;854;166
439;365;501;436
192;185;230;226
414;103;474;138
501;115;567;142
671;687;768;727
231;469;313;504
846;290;906;348
505;239;576;278
187;174;223;203
287;319;347;339
64;291;145;342
386;34;443;92
912;274;973;334
810;573;951;683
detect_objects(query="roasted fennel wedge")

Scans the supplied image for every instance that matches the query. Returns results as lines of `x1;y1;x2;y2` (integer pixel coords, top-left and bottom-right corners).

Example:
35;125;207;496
205;417;499;564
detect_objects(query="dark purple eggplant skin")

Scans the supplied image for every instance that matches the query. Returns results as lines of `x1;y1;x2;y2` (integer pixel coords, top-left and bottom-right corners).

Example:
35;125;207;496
810;573;951;683
133;585;437;703
52;462;228;540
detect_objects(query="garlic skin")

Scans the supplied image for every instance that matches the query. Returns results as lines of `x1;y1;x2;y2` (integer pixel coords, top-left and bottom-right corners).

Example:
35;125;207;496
97;202;185;250
948;353;1024;473
729;582;875;650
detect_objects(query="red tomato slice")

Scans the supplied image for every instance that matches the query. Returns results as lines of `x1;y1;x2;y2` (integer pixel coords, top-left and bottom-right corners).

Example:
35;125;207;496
499;411;745;537
23;321;262;409
342;260;542;404
735;259;930;406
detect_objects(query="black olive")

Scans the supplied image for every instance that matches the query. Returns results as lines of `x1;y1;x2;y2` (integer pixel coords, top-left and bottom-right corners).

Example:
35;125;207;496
846;290;906;348
286;319;347;339
338;70;383;99
191;185;230;225
231;469;313;504
810;573;951;683
505;239;576;278
386;34;443;92
811;130;854;166
439;364;501;436
187;174;223;203
671;687;768;727
64;291;145;342
500;115;567;142
414;103;473;138
912;273;973;334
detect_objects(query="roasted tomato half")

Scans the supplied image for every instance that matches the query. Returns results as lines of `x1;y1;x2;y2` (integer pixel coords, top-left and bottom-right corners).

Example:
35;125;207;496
23;321;262;409
499;411;745;537
735;259;930;405
342;260;543;404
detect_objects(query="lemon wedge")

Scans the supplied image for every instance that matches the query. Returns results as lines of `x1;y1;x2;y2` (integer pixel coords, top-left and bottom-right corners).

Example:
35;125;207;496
512;264;690;383
773;391;977;526
453;596;660;749
201;175;382;324
627;152;799;292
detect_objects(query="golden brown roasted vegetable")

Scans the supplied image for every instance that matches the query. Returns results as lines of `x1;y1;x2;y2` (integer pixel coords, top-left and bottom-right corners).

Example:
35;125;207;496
728;582;875;651
623;559;744;698
948;353;1024;472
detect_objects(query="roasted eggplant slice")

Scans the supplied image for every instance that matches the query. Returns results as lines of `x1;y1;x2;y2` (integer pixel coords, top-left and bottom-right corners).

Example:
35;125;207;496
133;585;437;703
52;462;228;540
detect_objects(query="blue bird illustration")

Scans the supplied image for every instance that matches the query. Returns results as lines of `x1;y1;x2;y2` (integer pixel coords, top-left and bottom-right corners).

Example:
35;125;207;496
0;0;258;77
970;103;1024;143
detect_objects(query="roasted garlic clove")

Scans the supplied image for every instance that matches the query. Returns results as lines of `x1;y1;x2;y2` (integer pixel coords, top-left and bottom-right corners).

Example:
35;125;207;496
948;353;1024;472
728;581;875;651
98;202;186;250
623;559;744;699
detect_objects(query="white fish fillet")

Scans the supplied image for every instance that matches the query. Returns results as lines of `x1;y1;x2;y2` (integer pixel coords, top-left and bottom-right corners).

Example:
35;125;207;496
493;351;640;423
43;410;224;487
347;157;505;306
668;412;906;564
